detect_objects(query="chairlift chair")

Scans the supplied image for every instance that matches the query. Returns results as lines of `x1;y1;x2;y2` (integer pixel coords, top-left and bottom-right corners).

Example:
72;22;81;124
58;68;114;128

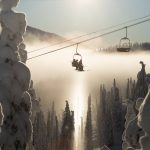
72;52;82;68
117;37;131;52
117;27;131;52
72;44;84;71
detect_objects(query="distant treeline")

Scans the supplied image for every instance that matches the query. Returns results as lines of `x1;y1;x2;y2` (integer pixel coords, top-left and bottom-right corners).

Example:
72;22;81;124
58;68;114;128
132;42;150;51
99;42;150;52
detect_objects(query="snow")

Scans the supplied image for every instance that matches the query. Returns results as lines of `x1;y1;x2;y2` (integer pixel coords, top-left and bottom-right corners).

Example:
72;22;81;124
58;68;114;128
124;98;144;149
0;104;3;125
138;87;150;150
0;0;32;149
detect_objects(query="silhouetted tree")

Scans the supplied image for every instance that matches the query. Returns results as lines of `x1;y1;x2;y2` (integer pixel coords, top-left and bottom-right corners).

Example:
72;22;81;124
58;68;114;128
111;79;125;148
33;111;47;150
97;85;107;146
97;85;113;148
47;102;59;150
126;79;130;99
85;94;93;150
55;116;59;150
110;79;123;147
59;101;74;150
126;78;136;100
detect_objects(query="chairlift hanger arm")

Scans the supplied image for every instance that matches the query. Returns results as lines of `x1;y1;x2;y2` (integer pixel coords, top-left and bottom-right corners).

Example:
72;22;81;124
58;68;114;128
76;43;79;53
125;26;128;38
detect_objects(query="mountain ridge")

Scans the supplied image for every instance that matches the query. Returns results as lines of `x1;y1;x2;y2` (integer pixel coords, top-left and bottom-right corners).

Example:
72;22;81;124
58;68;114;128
24;26;64;44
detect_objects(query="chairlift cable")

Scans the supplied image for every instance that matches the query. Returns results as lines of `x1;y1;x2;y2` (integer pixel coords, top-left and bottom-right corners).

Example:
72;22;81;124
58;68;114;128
27;14;150;54
27;18;150;60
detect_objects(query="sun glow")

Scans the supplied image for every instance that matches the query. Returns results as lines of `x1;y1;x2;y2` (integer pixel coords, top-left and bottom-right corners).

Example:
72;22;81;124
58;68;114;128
71;73;86;150
75;0;93;6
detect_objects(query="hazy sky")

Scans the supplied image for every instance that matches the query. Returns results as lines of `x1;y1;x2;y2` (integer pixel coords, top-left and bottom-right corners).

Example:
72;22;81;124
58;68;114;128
17;0;150;44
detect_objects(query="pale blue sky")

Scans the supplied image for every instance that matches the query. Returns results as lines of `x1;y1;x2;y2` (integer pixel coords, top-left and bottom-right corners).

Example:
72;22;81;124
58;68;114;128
17;0;150;44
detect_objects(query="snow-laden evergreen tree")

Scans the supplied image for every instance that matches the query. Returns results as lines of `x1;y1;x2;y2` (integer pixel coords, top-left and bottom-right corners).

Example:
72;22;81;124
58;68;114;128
132;61;149;116
0;104;3;126
28;80;41;122
125;98;144;149
122;78;137;150
47;101;59;150
85;94;93;150
19;47;40;150
134;61;148;101
138;86;150;150
18;37;41;124
0;0;32;149
19;43;27;64
122;99;136;150
59;101;74;150
18;35;41;123
33;111;47;150
123;62;150;150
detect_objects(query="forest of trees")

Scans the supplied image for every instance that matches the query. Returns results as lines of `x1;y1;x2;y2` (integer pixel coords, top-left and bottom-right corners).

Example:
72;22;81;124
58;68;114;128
30;100;75;150
99;42;150;52
29;60;150;150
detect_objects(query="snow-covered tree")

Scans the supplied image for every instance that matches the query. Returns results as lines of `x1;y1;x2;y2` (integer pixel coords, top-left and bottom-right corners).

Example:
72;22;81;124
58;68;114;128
134;61;148;101
123;62;150;150
138;86;150;150
18;30;41;124
0;0;32;149
122;99;136;150
19;43;27;64
0;104;4;127
124;98;144;149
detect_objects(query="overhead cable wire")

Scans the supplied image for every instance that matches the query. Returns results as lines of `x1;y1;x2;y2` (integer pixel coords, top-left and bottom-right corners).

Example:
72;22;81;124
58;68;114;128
27;13;150;54
27;18;150;60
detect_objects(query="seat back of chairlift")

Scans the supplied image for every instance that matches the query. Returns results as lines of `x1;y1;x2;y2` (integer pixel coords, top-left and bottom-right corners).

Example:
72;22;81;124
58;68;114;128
73;52;82;60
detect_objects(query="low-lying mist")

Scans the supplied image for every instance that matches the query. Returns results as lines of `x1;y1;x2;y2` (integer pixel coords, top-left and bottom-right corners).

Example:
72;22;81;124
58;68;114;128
26;42;150;117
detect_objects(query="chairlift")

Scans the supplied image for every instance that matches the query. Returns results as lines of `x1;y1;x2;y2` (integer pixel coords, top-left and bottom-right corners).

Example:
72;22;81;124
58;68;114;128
72;44;84;71
117;27;131;52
